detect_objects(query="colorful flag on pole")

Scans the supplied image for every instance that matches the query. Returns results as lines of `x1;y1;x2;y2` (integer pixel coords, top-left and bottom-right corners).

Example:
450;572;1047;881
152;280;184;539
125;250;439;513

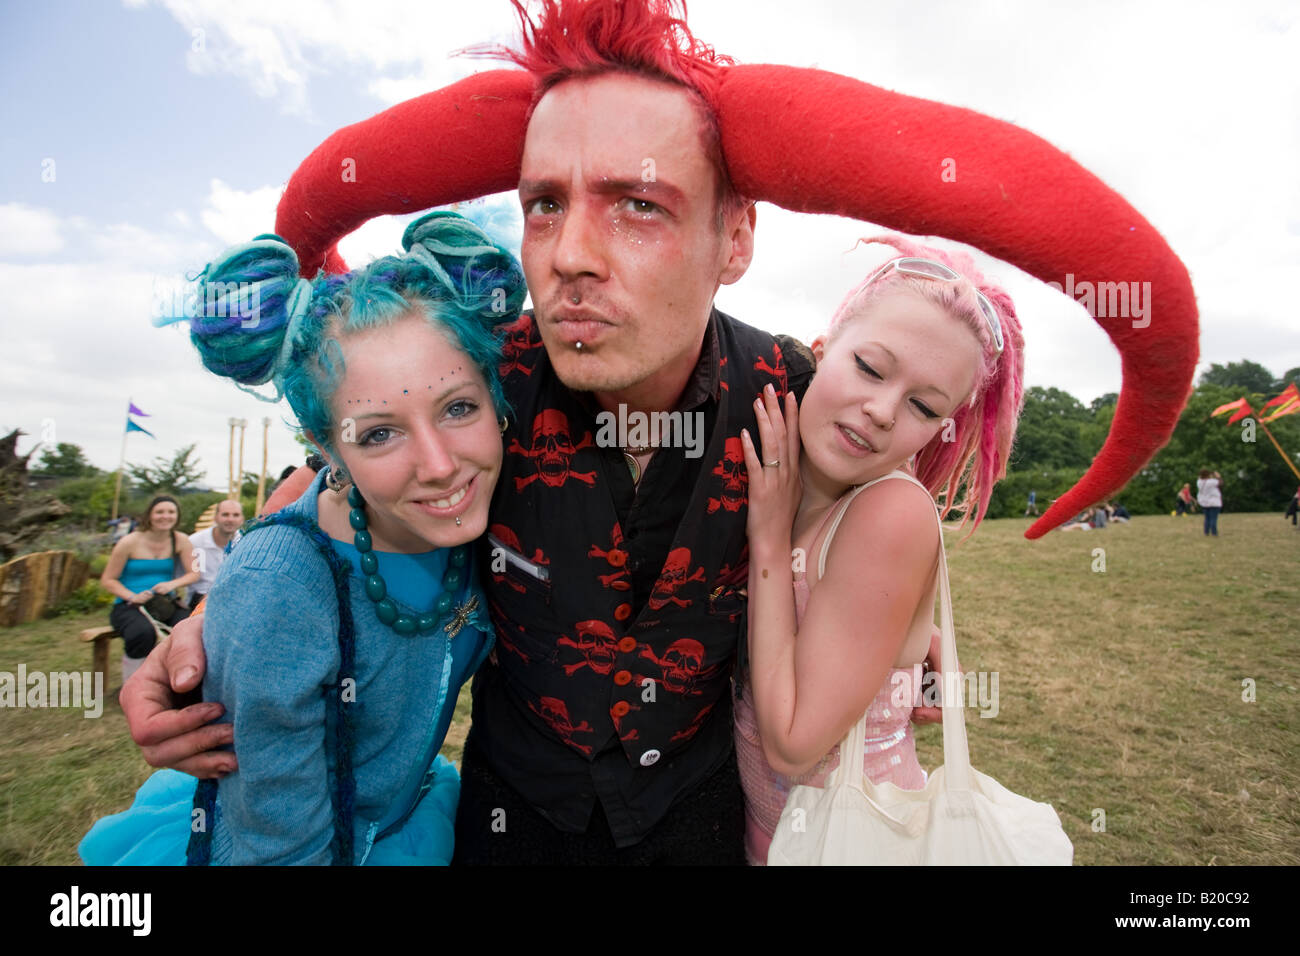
1206;400;1248;418
128;402;150;418
1263;398;1299;423
126;419;155;438
1260;383;1299;422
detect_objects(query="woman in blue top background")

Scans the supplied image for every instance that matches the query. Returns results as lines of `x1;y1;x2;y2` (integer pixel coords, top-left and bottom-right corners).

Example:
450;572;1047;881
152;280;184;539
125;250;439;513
100;495;200;685
80;210;524;865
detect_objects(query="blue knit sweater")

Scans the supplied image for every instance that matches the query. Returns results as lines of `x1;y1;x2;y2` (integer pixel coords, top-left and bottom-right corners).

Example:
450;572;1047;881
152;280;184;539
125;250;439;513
200;469;491;864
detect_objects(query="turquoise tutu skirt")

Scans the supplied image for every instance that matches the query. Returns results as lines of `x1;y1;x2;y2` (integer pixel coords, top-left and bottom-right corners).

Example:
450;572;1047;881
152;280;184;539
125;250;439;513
79;757;461;866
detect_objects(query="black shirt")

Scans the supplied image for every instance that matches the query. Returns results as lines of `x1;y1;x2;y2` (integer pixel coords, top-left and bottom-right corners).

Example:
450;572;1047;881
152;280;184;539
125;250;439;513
472;307;814;847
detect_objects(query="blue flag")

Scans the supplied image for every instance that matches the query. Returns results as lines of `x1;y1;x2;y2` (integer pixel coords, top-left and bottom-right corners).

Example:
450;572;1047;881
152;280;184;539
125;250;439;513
126;419;155;438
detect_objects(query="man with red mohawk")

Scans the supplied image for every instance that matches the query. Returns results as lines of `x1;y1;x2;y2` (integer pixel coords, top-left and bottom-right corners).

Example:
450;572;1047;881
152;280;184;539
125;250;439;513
122;0;1198;865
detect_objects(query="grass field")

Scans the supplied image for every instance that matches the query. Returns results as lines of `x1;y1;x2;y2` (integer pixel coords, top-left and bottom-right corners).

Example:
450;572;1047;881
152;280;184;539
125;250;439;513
1;512;1295;865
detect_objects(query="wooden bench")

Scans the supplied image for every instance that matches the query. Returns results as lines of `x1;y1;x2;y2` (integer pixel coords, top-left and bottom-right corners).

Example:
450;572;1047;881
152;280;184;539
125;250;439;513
80;626;117;685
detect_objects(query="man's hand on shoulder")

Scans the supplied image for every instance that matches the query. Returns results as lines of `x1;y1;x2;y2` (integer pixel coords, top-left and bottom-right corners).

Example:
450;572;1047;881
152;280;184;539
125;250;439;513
121;613;236;778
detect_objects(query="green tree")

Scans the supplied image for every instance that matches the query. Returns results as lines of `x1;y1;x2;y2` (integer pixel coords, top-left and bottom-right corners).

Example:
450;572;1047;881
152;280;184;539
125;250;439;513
1088;392;1118;415
1009;387;1094;470
127;444;206;496
1197;361;1277;394
35;443;99;478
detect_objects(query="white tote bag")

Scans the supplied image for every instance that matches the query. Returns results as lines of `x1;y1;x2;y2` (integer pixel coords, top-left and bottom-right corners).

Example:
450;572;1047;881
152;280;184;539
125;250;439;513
767;472;1073;866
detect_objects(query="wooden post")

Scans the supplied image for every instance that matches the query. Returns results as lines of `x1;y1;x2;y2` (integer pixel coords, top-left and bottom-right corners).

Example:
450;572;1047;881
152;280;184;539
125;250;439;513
227;417;237;496
236;418;248;500
255;417;271;515
110;423;128;522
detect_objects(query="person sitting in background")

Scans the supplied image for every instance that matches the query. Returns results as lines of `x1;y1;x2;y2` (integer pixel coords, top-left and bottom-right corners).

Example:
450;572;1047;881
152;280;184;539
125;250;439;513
1283;484;1298;528
100;495;200;683
1108;501;1131;522
1092;504;1109;529
1174;482;1195;516
1059;508;1094;531
185;499;245;611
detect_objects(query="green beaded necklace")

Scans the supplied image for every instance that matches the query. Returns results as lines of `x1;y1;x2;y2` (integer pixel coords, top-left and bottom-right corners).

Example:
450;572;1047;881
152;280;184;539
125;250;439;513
347;485;476;637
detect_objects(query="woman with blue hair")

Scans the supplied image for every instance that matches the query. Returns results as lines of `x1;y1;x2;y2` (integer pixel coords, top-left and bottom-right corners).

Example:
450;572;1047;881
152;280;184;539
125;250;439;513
80;211;524;865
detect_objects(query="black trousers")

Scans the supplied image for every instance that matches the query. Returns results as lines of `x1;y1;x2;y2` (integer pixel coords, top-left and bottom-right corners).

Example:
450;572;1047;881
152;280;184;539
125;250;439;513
452;731;746;865
109;600;191;659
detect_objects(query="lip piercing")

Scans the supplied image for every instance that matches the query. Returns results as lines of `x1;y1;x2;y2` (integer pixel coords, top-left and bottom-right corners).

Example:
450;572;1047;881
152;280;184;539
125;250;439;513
570;293;581;305
575;341;584;350
455;516;461;526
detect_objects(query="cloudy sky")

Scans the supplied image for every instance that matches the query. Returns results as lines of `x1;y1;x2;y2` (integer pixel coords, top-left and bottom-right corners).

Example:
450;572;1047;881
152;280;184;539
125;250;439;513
2;0;1297;492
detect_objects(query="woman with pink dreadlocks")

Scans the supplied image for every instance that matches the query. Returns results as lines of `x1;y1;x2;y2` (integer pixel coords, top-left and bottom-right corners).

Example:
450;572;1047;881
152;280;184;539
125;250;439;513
733;236;1025;865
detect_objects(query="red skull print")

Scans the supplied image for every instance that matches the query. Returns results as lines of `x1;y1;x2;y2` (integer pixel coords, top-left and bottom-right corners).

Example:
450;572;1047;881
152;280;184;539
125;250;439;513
588;522;631;590
508;409;597;491
752;343;788;395
557;619;619;676
707;438;748;514
497;314;543;378
528;696;595;756
641;638;712;696
649;547;707;610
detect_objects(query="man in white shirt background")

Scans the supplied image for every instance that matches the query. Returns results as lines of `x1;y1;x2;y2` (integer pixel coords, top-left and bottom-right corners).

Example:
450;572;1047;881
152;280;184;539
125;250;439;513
185;499;244;610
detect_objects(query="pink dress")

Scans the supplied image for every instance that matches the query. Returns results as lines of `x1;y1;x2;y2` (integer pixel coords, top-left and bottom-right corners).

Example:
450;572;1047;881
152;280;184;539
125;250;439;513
734;476;930;865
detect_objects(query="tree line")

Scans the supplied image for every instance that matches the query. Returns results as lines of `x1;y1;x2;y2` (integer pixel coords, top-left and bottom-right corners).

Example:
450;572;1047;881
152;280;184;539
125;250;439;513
987;361;1300;519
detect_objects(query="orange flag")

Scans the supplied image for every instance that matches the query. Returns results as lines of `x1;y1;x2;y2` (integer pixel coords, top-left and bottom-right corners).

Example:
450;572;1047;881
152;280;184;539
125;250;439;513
1210;397;1253;424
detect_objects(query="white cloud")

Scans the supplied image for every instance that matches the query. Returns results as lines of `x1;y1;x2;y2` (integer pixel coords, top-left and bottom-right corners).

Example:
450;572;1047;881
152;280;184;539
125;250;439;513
0;203;65;257
142;0;521;114
198;179;283;246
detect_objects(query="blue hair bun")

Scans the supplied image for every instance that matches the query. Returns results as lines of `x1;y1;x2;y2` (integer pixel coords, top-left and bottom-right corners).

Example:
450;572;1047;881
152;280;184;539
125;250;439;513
189;238;307;389
401;211;527;323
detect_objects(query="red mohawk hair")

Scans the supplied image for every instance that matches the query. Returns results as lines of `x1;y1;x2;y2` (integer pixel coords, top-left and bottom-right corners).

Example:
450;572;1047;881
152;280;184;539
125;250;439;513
479;0;745;223
490;0;733;100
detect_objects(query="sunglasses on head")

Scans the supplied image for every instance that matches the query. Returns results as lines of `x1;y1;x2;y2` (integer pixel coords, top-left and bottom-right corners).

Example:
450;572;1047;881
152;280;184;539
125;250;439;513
863;257;1005;355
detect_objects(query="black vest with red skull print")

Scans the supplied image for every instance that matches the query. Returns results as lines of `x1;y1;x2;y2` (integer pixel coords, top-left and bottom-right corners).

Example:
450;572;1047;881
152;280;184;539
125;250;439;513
478;308;813;783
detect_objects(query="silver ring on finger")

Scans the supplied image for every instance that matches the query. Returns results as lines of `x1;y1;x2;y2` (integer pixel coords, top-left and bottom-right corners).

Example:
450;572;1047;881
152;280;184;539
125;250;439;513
764;459;781;468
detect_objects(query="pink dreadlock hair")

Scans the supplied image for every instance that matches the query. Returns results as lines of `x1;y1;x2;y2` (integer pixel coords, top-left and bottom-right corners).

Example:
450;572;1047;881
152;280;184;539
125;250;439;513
827;236;1026;536
479;0;747;223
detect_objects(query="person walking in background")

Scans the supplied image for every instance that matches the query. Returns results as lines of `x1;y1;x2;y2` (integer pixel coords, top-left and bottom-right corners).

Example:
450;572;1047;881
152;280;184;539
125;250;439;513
1197;469;1223;536
1024;489;1039;516
1284;484;1299;528
185;499;245;611
1174;483;1195;516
